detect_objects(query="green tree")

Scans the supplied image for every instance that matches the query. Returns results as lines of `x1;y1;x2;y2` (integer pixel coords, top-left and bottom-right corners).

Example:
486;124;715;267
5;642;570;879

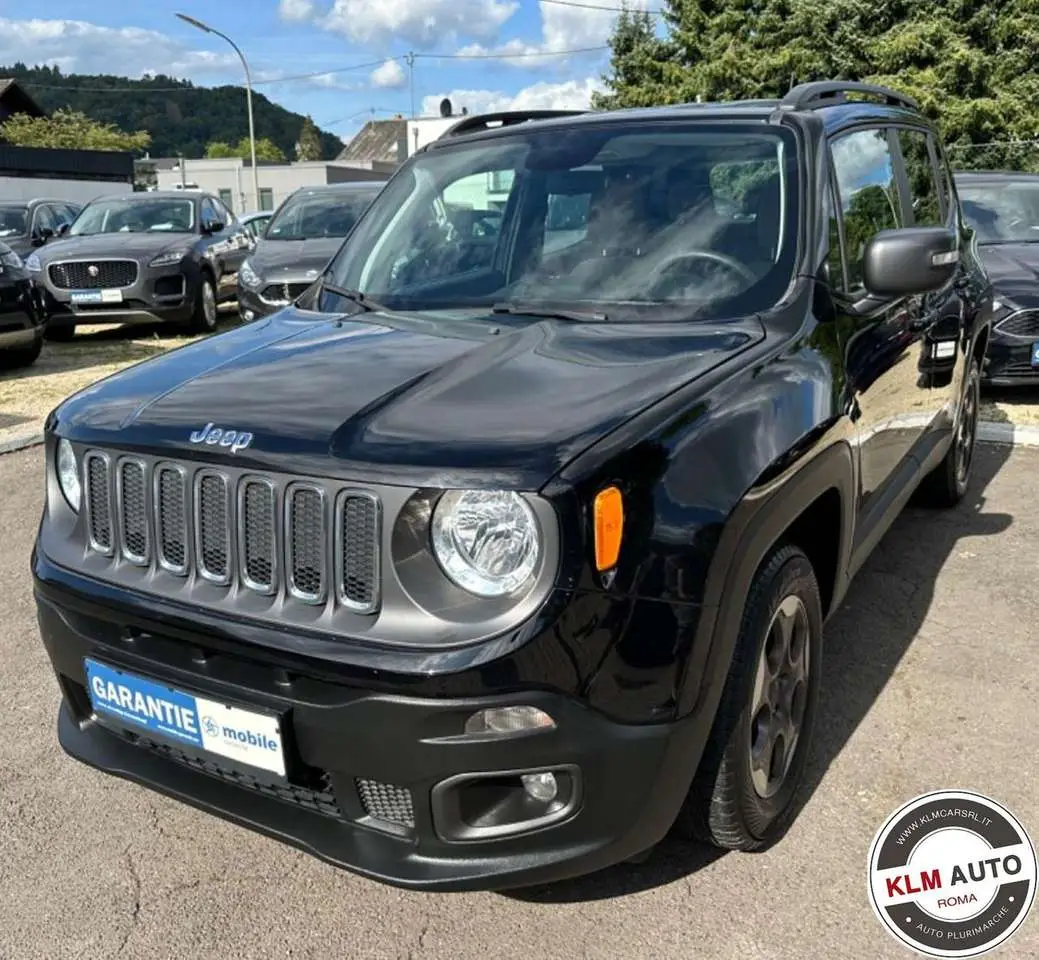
595;0;1039;172
0;108;150;152
204;137;286;162
295;115;323;161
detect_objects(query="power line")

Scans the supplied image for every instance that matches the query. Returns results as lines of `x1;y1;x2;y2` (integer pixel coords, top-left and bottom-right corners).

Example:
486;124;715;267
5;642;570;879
539;0;666;12
414;44;609;61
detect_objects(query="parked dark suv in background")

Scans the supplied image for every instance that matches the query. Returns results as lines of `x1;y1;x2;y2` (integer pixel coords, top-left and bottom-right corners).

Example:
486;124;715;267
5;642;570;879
0;197;81;258
27;190;249;339
33;82;990;892
236;181;385;320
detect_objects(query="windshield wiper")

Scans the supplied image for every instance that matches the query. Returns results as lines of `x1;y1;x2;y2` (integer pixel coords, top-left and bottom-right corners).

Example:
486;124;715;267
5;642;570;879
492;301;608;322
315;278;390;314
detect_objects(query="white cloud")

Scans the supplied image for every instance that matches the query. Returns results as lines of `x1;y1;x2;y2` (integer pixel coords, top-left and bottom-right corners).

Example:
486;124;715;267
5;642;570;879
277;0;317;21
315;0;519;49
0;17;240;78
370;59;407;90
458;0;651;63
421;76;602;115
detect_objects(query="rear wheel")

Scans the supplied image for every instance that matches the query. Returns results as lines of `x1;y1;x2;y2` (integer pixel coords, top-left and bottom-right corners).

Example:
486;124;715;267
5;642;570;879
917;355;980;508
0;334;43;369
676;544;822;851
189;273;218;333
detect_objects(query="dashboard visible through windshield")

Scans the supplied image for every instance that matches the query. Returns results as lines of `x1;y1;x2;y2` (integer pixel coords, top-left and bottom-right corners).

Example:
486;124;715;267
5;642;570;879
321;121;800;321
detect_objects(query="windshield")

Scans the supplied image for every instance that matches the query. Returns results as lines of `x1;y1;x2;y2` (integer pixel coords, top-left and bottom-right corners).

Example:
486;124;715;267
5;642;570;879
0;206;27;238
322;121;799;319
68;198;195;236
266;190;379;241
958;179;1039;243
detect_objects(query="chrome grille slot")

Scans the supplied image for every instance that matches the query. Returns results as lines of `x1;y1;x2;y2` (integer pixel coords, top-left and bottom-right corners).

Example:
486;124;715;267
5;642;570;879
84;452;113;555
287;484;326;603
195;472;231;584
336;493;379;613
155;465;188;575
117;459;149;564
77;448;383;624
239;478;276;593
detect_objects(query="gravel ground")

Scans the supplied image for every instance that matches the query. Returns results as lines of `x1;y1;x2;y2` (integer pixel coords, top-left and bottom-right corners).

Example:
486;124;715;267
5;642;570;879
0;441;1037;960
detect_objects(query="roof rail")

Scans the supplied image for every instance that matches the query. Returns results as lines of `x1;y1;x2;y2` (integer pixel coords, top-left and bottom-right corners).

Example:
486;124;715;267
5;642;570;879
438;109;588;139
780;81;919;112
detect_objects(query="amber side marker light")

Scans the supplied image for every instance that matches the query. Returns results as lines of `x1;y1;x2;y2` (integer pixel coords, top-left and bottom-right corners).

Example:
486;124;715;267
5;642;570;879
593;486;624;572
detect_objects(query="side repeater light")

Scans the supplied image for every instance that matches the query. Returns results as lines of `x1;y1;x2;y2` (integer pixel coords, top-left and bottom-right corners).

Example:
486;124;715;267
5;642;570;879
593;486;624;572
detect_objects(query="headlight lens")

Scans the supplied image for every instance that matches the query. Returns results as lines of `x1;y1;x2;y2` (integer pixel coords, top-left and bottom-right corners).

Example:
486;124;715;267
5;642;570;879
431;490;541;597
56;439;81;512
0;249;23;270
148;247;190;267
239;258;261;288
25;252;41;272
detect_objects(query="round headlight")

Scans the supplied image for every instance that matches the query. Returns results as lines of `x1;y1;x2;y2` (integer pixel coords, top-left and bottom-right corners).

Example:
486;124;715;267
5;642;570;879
56;438;81;512
431;490;541;597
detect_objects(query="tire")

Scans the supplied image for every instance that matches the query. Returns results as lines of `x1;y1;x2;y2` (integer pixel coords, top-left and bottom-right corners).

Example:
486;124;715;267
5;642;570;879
0;335;43;369
44;323;76;342
916;355;981;508
676;544;823;851
189;272;218;334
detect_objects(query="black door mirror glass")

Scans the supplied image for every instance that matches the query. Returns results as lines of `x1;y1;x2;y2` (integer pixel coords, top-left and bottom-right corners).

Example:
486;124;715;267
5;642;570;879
862;226;958;298
202;219;224;235
56;222;70;236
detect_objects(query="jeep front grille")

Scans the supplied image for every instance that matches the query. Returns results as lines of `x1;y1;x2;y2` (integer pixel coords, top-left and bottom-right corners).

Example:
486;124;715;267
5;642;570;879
48;260;138;290
81;451;381;615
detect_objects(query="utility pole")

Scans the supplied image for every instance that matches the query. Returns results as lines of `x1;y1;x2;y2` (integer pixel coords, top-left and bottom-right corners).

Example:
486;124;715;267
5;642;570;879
406;52;416;119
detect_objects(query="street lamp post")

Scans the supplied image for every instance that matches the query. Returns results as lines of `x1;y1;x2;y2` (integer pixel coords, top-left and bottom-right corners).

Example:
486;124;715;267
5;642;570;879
176;13;260;212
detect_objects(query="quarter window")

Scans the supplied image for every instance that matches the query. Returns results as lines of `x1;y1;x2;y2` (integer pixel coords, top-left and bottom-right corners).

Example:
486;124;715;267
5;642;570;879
897;129;943;227
829;128;903;291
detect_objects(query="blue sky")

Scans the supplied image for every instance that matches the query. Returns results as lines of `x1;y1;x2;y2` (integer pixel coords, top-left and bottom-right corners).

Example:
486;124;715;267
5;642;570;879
0;0;658;146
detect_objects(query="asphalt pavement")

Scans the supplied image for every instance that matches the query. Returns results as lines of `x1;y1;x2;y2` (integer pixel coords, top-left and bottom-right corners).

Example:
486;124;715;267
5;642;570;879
1;441;1037;960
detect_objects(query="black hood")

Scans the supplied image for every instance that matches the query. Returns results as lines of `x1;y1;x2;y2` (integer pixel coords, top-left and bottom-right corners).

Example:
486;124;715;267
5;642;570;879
249;237;342;280
51;308;765;489
977;242;1039;305
34;232;195;264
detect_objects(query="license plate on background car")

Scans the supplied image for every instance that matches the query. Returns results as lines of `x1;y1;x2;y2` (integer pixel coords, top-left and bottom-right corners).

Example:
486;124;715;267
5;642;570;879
83;658;286;777
70;289;123;304
1032;342;1039;367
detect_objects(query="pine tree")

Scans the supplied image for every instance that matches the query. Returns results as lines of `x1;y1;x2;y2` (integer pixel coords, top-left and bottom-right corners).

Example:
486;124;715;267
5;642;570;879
295;115;323;161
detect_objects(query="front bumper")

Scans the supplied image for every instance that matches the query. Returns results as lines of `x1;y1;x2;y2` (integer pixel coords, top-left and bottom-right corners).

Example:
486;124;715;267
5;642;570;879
35;261;199;328
34;566;708;892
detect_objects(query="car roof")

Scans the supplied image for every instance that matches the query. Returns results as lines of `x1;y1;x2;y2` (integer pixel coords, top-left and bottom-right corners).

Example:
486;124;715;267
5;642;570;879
89;190;203;203
292;181;387;194
0;197;78;206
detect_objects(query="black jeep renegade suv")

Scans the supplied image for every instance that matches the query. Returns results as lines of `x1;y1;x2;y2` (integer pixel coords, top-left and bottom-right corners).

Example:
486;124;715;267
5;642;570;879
32;82;992;892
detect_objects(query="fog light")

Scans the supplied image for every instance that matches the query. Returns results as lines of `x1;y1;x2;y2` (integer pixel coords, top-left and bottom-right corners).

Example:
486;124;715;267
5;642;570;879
242;309;255;321
521;771;558;803
464;705;555;737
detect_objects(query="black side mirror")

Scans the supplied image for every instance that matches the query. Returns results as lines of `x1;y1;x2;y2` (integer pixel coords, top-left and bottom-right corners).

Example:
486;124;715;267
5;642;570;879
33;226;54;245
56;222;70;236
202;219;224;235
862;226;958;298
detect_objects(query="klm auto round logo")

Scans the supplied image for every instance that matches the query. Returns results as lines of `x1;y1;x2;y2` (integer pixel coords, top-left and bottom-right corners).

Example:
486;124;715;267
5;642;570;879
868;790;1036;957
87;264;99;278
201;716;220;737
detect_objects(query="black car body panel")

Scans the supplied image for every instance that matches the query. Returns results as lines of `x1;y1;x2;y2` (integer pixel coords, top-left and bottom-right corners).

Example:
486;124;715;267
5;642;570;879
33;88;993;890
954;170;1039;383
0;240;45;359
30;190;249;331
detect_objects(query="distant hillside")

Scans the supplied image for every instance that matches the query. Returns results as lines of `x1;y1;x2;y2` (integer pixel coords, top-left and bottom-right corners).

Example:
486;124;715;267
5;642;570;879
2;64;343;160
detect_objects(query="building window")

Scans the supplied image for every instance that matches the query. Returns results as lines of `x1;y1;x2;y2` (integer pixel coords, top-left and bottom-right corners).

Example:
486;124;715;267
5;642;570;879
259;188;274;211
218;188;234;212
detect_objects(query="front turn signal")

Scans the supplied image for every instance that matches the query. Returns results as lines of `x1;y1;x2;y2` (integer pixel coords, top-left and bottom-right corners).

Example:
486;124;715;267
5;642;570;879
593;486;624;571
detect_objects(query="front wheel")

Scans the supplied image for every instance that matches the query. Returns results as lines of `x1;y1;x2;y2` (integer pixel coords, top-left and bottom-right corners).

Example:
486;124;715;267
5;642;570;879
0;335;43;369
917;355;981;508
675;543;823;851
189;273;218;334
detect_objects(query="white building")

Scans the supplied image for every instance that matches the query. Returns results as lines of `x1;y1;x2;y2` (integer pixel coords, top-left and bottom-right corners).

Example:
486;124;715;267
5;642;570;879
154;158;388;215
